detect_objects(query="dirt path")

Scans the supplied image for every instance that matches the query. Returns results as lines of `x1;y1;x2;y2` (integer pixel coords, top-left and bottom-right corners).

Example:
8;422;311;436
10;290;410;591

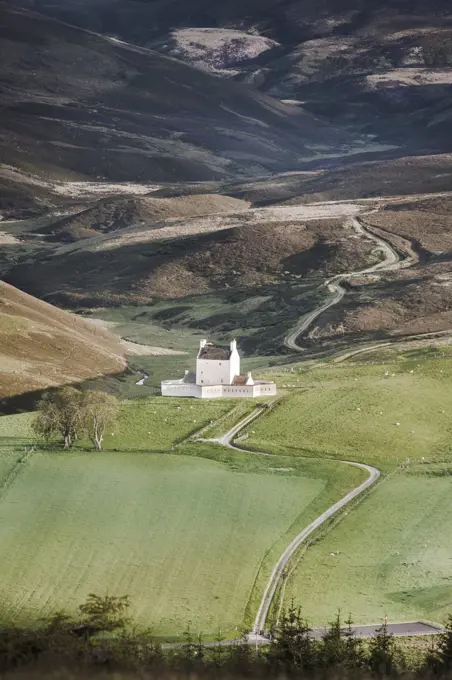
205;403;380;636
250;457;379;637
208;405;444;640
285;215;415;352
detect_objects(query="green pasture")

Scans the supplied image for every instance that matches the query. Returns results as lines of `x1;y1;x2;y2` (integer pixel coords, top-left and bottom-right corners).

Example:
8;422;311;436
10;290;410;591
0;413;35;485
101;397;234;451
284;466;452;627
2;348;452;635
0;406;364;637
89;283;322;357
246;356;452;470
244;352;452;626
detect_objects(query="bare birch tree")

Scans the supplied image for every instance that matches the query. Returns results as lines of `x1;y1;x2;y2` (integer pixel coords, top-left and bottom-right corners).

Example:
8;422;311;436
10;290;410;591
81;390;119;451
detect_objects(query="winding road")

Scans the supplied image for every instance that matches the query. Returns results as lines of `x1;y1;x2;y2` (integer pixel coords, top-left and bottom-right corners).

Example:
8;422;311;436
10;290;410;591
211;213;430;639
209;405;379;638
285;215;405;352
199;206;442;641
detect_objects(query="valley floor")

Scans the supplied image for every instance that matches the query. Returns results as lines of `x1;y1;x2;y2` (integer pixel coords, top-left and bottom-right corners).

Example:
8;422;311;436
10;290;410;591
1;346;452;635
0;405;363;639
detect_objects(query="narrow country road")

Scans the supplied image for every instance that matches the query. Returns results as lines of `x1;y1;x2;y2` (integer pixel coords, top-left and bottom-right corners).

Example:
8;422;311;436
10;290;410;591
207;404;380;637
203;210;434;638
250;459;379;637
285;215;409;352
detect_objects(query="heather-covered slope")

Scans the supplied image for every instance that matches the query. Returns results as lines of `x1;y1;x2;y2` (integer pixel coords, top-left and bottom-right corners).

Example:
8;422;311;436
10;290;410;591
0;282;125;400
0;4;356;183
6;216;375;307
21;0;452;149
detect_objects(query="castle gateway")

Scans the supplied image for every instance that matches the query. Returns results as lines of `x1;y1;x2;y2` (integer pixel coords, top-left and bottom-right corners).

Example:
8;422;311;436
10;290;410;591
161;339;277;399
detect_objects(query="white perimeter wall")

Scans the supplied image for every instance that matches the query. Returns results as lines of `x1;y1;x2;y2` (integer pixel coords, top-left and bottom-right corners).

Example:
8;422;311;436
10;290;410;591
161;382;276;399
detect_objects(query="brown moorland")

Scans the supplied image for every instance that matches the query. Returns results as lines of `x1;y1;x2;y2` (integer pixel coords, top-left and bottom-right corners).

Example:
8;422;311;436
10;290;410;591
6;219;376;307
310;258;452;345
361;196;452;256
0;281;126;400
40;194;251;243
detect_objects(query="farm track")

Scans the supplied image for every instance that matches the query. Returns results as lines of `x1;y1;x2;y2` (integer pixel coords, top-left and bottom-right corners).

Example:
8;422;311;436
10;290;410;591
285;215;408;352
208;406;380;638
284;208;452;362
210;213;443;638
207;407;440;643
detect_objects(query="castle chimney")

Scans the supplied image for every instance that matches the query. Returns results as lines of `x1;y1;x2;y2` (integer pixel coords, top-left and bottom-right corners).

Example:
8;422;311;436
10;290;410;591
230;339;237;353
200;339;207;349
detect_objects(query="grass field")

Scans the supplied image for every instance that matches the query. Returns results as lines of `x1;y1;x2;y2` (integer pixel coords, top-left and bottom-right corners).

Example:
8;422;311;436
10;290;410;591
284;466;452;627
0;404;365;638
0;413;35;484
78;280;323;355
3;349;452;634
101;397;235;451
242;351;452;627
246;356;452;470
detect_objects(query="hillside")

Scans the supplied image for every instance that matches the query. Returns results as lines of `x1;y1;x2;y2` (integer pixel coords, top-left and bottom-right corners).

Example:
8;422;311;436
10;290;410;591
37;194;250;242
0;4;359;184
0;282;126;401
5;217;375;307
20;0;452;150
225;154;452;205
300;195;452;346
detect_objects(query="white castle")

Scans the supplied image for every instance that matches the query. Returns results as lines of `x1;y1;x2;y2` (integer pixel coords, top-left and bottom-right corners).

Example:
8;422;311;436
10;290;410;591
161;339;277;399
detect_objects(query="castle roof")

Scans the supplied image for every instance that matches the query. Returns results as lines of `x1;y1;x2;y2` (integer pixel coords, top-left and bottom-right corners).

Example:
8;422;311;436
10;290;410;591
198;344;231;360
232;375;247;386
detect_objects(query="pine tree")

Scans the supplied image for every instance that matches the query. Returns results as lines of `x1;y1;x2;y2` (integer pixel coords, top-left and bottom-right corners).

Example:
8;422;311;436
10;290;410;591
428;613;452;673
320;610;345;667
368;619;397;675
343;614;365;669
269;599;316;673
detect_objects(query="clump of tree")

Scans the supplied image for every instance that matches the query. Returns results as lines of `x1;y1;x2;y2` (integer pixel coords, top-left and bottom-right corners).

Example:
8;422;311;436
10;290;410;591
33;386;83;449
33;387;119;451
269;603;401;675
1;595;451;677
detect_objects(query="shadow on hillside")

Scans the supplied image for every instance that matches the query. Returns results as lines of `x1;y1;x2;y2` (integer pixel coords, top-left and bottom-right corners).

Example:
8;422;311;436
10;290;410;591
0;368;131;416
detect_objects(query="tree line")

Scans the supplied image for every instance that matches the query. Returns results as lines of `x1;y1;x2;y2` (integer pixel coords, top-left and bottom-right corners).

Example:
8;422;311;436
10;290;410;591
1;595;452;678
33;386;119;451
